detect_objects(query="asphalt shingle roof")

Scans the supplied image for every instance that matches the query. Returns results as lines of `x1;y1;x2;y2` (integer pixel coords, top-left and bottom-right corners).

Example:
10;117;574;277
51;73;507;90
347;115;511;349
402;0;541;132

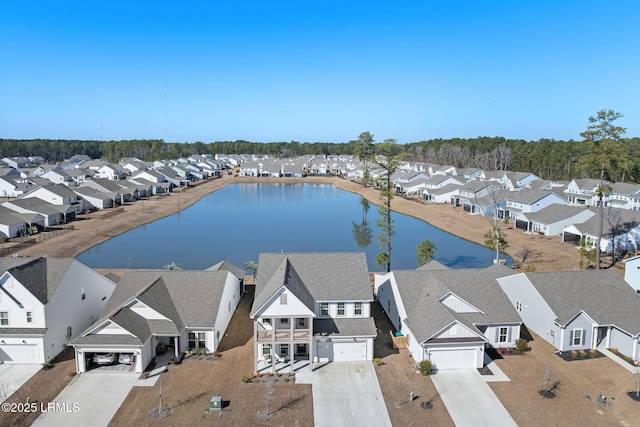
251;252;372;318
525;270;640;334
314;317;377;337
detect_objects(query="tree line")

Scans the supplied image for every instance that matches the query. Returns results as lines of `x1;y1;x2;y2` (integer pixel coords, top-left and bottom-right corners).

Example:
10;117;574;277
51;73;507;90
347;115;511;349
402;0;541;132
2;134;639;183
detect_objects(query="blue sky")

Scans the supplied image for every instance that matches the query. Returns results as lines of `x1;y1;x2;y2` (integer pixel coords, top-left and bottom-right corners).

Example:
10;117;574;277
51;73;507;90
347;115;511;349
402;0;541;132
1;1;638;143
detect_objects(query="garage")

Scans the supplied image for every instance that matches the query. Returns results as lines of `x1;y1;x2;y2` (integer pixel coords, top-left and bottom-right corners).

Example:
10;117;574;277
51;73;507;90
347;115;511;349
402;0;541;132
426;347;480;370
316;340;368;362
0;344;40;364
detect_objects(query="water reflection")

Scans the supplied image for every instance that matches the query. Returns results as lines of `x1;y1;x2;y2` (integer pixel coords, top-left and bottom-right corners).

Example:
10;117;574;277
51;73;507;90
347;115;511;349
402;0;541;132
352;197;373;248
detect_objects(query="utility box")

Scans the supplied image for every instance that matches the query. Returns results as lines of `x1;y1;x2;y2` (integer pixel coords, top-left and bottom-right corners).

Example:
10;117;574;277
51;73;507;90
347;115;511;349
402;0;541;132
210;396;223;411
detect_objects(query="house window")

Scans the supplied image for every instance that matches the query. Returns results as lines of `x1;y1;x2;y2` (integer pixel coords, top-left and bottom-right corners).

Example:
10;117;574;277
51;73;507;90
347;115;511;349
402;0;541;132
26;311;33;323
263;318;271;325
572;329;583;346
297;318;306;328
320;302;329;316
498;327;508;343
280;294;287;305
354;302;363;316
188;332;207;349
262;345;271;356
0;311;8;326
280;344;289;356
516;301;523;312
81;287;86;300
337;302;345;316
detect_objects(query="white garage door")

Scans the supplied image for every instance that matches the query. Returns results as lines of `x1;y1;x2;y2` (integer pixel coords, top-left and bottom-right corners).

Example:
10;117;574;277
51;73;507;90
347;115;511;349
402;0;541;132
333;341;367;362
0;344;40;364
427;348;477;370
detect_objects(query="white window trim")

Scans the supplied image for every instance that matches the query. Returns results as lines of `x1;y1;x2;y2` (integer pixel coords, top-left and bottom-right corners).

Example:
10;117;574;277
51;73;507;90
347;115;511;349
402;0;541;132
516;301;523;312
354;302;363;316
0;311;8;326
319;302;329;317
572;329;583;346
337;302;345;317
498;327;508;343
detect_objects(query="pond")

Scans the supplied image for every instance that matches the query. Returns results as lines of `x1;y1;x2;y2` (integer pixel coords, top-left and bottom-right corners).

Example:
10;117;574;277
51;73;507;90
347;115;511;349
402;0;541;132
76;183;510;271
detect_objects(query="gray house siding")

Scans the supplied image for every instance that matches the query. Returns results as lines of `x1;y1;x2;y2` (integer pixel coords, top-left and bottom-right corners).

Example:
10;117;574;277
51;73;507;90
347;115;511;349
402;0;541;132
497;275;560;347
562;313;595;351
609;327;634;358
485;324;520;348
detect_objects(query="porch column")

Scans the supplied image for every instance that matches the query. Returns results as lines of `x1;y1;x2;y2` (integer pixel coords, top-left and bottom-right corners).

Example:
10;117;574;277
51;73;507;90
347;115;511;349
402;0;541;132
633;337;638;361
174;336;179;358
290;343;294;374
606;326;611;348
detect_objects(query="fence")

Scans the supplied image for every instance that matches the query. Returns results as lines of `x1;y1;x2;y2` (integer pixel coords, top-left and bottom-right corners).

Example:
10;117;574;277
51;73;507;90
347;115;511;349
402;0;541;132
0;225;75;256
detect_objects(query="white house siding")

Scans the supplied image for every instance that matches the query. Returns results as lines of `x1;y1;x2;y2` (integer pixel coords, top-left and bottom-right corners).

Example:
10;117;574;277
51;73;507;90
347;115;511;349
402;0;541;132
424;343;484;370
624;257;640;291
497;274;562;349
609;327;635;359
562;313;596;352
258;287;314;318
0;222;25;238
43;261;115;362
374;274;405;331
440;294;478;313
211;272;241;351
432;323;477;339
0;337;44;364
544;210;595;236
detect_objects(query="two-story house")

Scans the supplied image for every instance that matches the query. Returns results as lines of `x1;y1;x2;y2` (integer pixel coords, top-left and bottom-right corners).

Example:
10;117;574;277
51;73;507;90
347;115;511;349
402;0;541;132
249;252;376;374
0;257;116;364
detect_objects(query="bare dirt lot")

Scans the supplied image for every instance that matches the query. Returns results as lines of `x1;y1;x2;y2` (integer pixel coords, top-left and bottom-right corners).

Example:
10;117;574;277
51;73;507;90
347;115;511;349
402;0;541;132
489;330;640;427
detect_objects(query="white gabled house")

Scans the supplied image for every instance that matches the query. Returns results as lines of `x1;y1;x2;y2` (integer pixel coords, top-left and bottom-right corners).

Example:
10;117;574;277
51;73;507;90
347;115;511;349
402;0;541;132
71;268;241;374
0;257;116;364
250;252;376;373
375;263;521;370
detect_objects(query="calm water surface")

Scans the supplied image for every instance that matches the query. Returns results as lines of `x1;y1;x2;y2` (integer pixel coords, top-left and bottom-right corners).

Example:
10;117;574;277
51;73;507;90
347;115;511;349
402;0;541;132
77;184;509;270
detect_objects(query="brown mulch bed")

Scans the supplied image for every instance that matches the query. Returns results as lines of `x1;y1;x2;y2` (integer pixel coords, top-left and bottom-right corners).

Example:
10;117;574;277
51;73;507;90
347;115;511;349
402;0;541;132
556;349;606;362
108;290;314;427
0;348;77;427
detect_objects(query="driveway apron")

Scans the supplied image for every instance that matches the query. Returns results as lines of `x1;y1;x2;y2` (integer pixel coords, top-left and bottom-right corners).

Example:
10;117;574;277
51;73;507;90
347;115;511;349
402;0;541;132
32;372;139;427
312;362;392;427
431;369;517;427
0;364;41;403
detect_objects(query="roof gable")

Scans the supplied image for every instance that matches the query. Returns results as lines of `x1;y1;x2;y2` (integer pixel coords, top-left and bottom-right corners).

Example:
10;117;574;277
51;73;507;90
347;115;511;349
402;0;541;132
439;292;484;314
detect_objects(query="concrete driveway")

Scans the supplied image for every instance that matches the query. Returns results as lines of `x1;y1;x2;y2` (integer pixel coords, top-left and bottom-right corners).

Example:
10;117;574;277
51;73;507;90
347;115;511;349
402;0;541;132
32;372;139;427
311;362;392;427
431;369;516;427
0;364;41;403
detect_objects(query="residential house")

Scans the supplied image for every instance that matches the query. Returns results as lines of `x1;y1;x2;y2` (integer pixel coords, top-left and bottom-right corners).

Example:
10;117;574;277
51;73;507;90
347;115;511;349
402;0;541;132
250;252;376;373
608;182;640;211
71;268;241;374
562;209;640;254
0;205;44;237
500;189;568;221
0;176;31;198
498;270;640;361
565;179;602;206
0;257;116;364
97;164;127;181
514;205;595;235
3;198;67;226
374;264;521;370
20;184;84;217
41;169;77;187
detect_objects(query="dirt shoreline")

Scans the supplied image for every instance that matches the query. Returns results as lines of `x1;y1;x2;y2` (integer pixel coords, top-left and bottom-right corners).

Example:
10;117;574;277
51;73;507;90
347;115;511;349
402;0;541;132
14;175;587;272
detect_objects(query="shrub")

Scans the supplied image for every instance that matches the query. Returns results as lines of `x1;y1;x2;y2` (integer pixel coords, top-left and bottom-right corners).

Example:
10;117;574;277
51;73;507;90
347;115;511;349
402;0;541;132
610;348;619;354
41;362;54;370
570;350;578;360
515;338;529;352
419;360;433;376
589;349;598;358
578;350;587;359
241;375;250;383
373;358;383;366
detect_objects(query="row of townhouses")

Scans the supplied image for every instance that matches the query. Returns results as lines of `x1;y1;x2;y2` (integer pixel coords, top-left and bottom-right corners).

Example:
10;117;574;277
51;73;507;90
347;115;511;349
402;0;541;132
2;154;640;254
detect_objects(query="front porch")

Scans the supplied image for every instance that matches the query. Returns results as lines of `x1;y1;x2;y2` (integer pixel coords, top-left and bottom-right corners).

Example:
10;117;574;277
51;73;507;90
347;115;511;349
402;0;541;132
255;342;312;374
256;358;312;374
